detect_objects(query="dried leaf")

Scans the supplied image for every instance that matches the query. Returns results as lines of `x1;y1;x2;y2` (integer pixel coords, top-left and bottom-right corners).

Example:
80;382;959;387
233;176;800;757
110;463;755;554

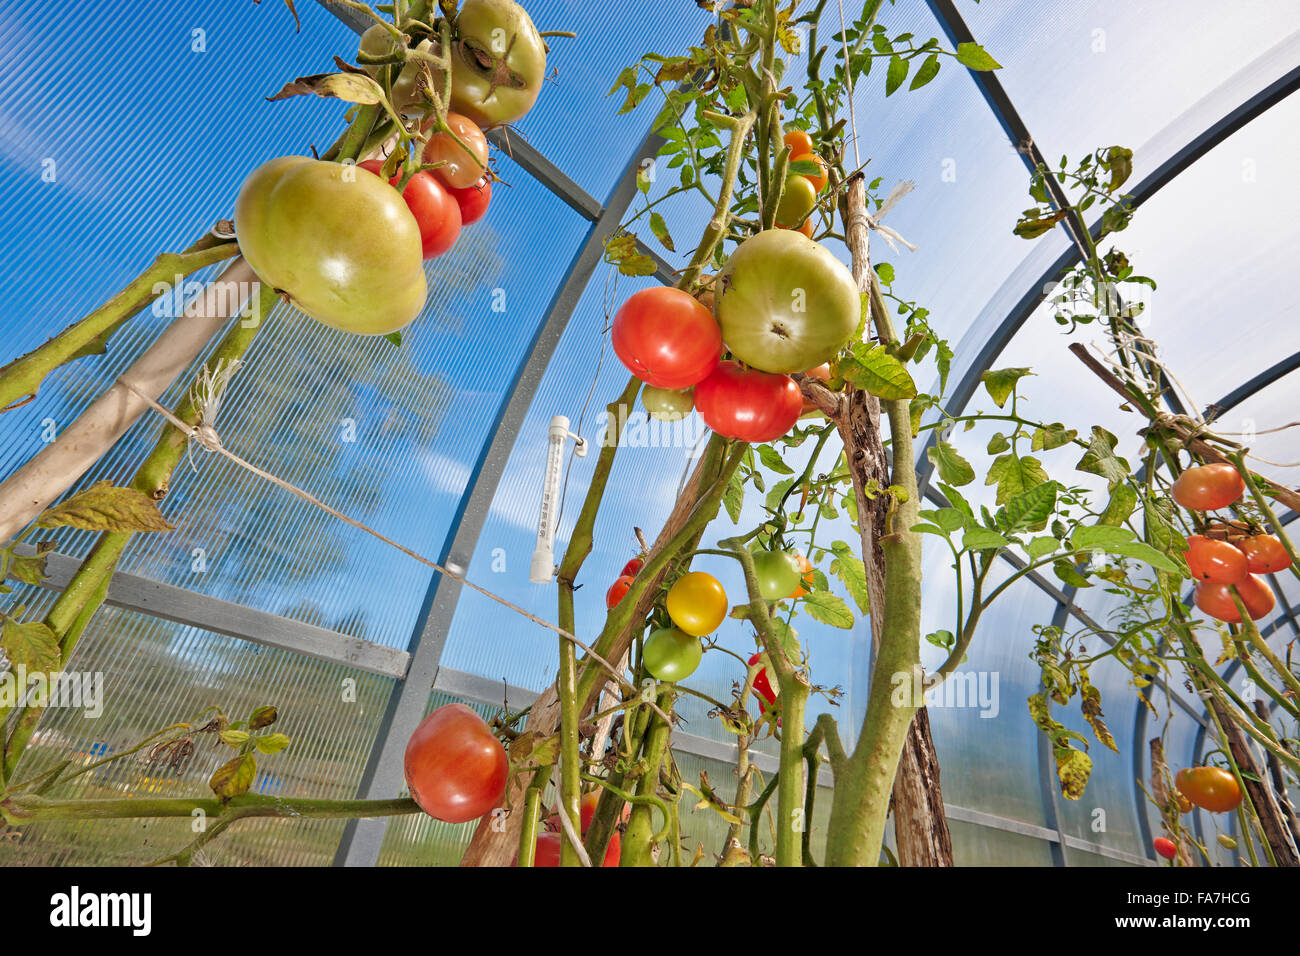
36;481;173;533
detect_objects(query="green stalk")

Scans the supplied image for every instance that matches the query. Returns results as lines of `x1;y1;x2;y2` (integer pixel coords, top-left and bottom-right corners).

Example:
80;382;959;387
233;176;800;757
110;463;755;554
621;689;675;867
516;786;542;867
2;792;419;825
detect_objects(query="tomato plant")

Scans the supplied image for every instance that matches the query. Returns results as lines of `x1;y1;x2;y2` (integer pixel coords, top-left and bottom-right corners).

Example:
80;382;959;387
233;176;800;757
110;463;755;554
790;153;828;192
358;160;462;259
620;557;644;578
404;704;507;823
714;230;860;373
449;0;547;129
612;287;722;389
694;361;802;443
1170;463;1245;511
1238;534;1291;573
424;112;491;190
1182;534;1248;585
775;175;817;229
665;571;727;636
1175;766;1243;813
642;627;703;682
782;128;814;155
235;156;427;334
1153;837;1177;860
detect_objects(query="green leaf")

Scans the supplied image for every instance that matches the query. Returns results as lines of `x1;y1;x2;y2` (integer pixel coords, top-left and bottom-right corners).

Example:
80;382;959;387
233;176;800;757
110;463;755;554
209;753;257;800
840;343;917;400
985;453;1049;505
980;367;1032;408
927;508;967;534
1070;525;1136;552
955;42;1003;71
986;432;1010;454
828;541;870;614
1;617;60;672
885;55;909;95
649;212;675;253
253;732;291;755
1106;541;1182;574
1052;558;1092;589
938;482;975;520
962;528;1009;552
928;441;975;487
909;52;941;90
874;262;895;285
1031;423;1078;451
1075;427;1130;484
997;480;1059;533
723;471;745;524
926;629;955;650
36;480;174;533
218;730;251;748
1;543;52;587
382;332;402;347
803;591;854;629
757;445;794;475
1143;498;1187;556
1098;483;1138;527
1028;536;1060;560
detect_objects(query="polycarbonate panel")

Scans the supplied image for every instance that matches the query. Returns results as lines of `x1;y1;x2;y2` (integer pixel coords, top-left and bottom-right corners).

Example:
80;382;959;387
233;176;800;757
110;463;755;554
1219;370;1300;488
918;540;1058;825
961;0;1300;188
1;591;392;866
948;819;1055;866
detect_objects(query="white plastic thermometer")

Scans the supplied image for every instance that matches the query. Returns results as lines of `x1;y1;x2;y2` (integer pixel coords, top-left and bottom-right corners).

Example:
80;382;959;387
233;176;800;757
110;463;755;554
530;415;587;583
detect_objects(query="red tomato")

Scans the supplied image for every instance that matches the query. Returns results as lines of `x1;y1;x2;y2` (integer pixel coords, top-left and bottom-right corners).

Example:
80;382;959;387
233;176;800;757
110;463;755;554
1153;837;1177;860
446;176;492;225
612;287;722;389
694;361;802;443
1238;534;1292;574
579;791;631;829
1194;575;1275;623
621;557;644;578
747;652;776;706
404;704;507;823
1171;463;1245;511
783;129;814;156
358;160;461;259
606;574;634;610
790;152;828;192
1183;535;1248;585
531;831;620;867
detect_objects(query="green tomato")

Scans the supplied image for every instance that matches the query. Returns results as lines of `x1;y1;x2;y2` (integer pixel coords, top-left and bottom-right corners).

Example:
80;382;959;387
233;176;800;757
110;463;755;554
451;0;547;129
775;175;817;228
235;157;427;335
642;627;703;683
715;229;859;373
751;550;802;601
358;25;437;113
642;385;694;422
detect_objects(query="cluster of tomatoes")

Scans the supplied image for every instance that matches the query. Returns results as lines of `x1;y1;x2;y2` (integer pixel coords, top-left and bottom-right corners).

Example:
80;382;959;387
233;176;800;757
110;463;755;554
775;128;829;236
612;128;859;445
235;0;546;337
1152;763;1244;861
1171;463;1290;623
531;791;629;867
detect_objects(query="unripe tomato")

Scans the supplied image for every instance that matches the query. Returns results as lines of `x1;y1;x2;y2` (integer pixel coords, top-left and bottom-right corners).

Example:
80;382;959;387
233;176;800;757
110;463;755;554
783;129;814;156
789;553;815;598
446;176;492;225
1218;834;1238;851
1153;837;1177;860
612;287;722;389
666;572;727;636
1170;463;1245;511
404;704;507;823
358;26;435;114
643;627;703;682
620;557;644;578
790;152;828;192
1175;766;1242;813
450;0;547;129
751;550;802;601
694;361;802;444
775;175;818;229
1194;575;1275;623
235;156;427;335
715;229;860;373
424;112;490;189
1182;534;1248;585
606;574;634;610
642;385;694;422
358;161;461;259
1238;534;1291;574
531;830;620;867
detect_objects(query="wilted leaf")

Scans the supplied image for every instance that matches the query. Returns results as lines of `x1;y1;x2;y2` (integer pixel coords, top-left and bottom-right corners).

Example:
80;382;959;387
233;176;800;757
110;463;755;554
1075;426;1129;484
1;617;60;672
1054;745;1092;800
248;705;278;730
267;71;387;106
36;481;173;533
209;753;257;800
218;730;251;748
604;234;657;277
649;212;675;253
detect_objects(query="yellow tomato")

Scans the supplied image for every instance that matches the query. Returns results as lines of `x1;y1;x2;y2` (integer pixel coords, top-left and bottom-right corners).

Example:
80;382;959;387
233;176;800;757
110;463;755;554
666;572;728;636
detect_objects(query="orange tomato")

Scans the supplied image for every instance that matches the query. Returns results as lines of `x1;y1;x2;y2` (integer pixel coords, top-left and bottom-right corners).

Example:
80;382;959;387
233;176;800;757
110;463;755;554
789;553;815;598
790;152;828;192
782;129;814;156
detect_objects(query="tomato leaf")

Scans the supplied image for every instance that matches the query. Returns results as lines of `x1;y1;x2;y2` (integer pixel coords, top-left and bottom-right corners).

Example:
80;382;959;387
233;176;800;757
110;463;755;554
1;616;60;672
803;591;853;629
839;344;917;400
267;71;388;107
1053;745;1092;801
980;367;1032;408
36;481;173;533
909;52;941;90
253;732;291;755
723;471;745;524
757;445;794;475
1;542;53;587
248;705;279;730
218;730;251;749
1098;482;1138;527
648;212;675;253
1028;536;1060;560
603;234;657;277
955;42;1003;71
884;54;908;95
996;480;1059;533
962;528;1009;552
985;453;1049;505
927;441;975;487
1013;210;1067;239
828;541;870;614
1031;422;1078;451
209;753;257;801
1075;426;1130;484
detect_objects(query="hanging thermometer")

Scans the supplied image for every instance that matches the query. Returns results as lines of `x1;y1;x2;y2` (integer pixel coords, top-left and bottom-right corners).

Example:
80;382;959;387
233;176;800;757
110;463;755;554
530;415;586;583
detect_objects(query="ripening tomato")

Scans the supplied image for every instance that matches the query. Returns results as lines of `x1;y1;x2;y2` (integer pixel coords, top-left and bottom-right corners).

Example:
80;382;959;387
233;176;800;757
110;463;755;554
666;571;728;636
450;0;547;129
1170;463;1245;511
606;574;634;610
1175;766;1243;813
235;156;427;334
790;553;815;598
796;218;815;238
694;361;803;444
1182;534;1248;586
423;112;491;189
714;229;860;373
404;704;507;823
790;152;828;192
1176;791;1192;814
775;175;818;229
1153;837;1177;860
1238;534;1292;574
621;557;644;578
580;791;630;829
642;627;703;682
531;830;620;867
358;161;461;259
642;385;694;422
612;287;722;390
358;26;434;114
1194;575;1275;623
446;176;492;225
799;363;833;417
752;549;802;601
783;129;814;156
